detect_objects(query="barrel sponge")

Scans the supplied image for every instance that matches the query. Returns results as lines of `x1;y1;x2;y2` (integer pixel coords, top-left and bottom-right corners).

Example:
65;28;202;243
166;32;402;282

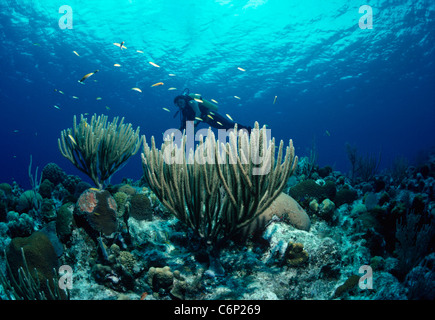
75;188;118;236
239;193;311;239
6;231;60;298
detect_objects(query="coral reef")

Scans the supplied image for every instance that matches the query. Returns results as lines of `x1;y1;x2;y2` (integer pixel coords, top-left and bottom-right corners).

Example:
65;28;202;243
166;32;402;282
1;146;435;302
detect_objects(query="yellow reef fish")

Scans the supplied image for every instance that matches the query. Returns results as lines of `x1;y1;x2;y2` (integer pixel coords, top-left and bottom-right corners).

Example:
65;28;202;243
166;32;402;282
79;70;99;83
226;114;233;121
114;63;121;67
105;106;110;110
194;98;203;103
209;111;215;115
168;87;177;91
162;108;170;112
217;121;223;126
113;42;126;50
234;96;241;100
73;51;80;57
72;96;79;99
96;97;102;100
149;62;160;68
237;67;246;72
325;130;331;137
273;96;277;104
68;134;76;144
151;82;164;87
136;50;144;53
195;117;203;121
93;212;101;216
168;74;176;77
207;114;214;120
13;130;19;133
131;87;142;92
53;105;60;109
90;188;100;191
211;99;218;104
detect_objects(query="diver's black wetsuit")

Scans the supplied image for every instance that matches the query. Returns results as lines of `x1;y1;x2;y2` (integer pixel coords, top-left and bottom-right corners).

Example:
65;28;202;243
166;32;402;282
178;97;252;132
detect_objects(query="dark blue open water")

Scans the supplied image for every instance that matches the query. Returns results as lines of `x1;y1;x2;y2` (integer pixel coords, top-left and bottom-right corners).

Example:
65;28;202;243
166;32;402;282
1;0;434;189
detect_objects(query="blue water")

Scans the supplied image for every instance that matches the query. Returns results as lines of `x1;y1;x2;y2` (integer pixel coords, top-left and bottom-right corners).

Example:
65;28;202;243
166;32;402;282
1;0;434;189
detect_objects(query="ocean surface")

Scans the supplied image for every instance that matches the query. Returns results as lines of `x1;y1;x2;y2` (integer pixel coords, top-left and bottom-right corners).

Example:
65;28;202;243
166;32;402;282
1;0;434;188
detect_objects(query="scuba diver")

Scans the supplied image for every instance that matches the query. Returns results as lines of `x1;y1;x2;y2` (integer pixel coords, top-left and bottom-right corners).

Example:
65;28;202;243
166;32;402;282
173;89;252;132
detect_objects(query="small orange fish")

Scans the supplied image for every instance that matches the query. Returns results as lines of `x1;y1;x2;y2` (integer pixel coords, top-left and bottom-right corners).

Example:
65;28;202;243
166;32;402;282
140;292;148;300
151;82;164;87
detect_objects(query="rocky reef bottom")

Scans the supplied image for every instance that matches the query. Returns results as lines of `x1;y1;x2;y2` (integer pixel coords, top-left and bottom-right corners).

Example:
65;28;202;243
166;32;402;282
1;153;434;301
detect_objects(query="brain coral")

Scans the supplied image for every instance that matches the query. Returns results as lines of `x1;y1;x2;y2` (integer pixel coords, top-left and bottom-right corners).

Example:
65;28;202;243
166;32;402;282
41;163;67;186
6;231;65;299
130;194;153;221
238;192;311;240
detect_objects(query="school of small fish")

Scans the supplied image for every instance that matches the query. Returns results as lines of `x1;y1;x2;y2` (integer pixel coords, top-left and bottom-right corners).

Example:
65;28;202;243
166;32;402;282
57;40;271;125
